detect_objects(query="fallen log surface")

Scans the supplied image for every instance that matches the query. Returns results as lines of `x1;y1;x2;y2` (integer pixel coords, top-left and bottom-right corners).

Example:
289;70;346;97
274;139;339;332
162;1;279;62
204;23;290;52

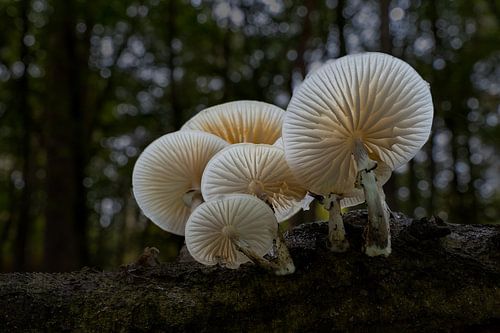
1;210;499;332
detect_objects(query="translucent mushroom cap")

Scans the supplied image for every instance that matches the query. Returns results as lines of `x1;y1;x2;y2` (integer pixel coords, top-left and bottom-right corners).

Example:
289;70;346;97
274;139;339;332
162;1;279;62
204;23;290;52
283;52;433;195
132;131;229;235
201;144;307;221
181;100;285;144
274;135;389;208
185;194;277;269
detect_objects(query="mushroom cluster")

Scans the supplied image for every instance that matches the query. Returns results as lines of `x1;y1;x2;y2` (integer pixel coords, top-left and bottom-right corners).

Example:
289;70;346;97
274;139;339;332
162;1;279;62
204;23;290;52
132;52;433;275
283;52;433;256
133;100;299;275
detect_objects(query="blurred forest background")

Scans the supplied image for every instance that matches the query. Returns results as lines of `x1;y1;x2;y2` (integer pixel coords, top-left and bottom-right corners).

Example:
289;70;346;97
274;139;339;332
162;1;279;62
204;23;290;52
0;0;498;272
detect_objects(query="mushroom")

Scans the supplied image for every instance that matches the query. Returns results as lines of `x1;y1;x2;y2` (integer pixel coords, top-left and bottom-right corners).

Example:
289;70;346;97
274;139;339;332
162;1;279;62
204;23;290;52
201;143;307;222
273;137;317;212
132;130;229;235
181;100;285;144
283;52;433;256
185;194;295;275
306;161;392;252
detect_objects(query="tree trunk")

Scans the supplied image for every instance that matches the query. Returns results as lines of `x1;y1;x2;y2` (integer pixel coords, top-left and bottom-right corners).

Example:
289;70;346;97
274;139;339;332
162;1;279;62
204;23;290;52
295;0;315;80
43;0;82;271
166;0;183;131
14;0;32;271
2;211;499;332
337;0;347;56
379;0;391;54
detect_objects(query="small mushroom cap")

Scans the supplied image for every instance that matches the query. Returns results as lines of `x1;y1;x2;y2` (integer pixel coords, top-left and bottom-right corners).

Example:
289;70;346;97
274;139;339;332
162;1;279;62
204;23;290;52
181;100;285;144
201;144;307;221
132;131;229;235
283;52;433;195
185;194;277;268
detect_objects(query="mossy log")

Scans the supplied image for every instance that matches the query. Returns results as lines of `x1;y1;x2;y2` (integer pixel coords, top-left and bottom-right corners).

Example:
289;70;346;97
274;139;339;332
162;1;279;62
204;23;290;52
1;211;499;332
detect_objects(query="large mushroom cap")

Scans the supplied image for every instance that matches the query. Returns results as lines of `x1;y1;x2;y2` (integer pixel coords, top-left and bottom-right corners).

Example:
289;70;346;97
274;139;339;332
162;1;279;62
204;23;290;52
276;135;388;209
185;194;277;269
283;52;433;195
181;100;285;144
201;143;307;221
132;130;229;235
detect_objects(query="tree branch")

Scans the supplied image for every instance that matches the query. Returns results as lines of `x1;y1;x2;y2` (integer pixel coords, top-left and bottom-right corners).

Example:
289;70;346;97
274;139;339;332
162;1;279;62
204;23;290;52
1;210;499;332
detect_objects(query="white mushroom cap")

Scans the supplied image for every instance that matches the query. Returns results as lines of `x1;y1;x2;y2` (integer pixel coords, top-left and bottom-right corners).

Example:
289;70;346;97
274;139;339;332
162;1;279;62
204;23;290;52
181;100;285;144
283;52;433;195
185;194;277;269
274;135;388;209
201;143;307;221
273;137;284;150
132;131;229;235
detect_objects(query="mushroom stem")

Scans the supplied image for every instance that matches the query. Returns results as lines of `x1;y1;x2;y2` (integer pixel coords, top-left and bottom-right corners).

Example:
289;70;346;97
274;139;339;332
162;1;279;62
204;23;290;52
256;198;296;275
353;140;391;257
323;194;349;252
273;226;296;275
234;226;295;276
234;241;278;272
182;189;204;212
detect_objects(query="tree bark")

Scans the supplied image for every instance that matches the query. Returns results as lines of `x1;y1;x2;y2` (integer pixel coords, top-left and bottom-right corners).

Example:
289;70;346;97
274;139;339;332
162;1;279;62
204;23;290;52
294;0;315;80
1;210;499;332
337;0;347;56
14;0;32;271
43;0;82;271
166;0;183;131
379;0;391;54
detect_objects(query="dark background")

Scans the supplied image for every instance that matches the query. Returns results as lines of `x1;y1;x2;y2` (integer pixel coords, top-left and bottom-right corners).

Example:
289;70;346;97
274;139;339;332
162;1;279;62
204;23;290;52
0;0;498;272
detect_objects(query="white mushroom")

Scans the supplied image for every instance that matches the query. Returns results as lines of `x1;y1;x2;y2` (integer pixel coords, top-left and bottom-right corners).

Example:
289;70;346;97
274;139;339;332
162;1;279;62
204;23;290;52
273;137;317;212
185;194;295;275
181;100;285;144
132;130;229;235
306;161;391;253
283;52;433;256
201;143;307;222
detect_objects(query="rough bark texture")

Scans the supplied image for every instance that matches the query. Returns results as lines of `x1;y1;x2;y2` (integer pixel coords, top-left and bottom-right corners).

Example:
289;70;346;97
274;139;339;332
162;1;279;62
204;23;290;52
1;211;499;332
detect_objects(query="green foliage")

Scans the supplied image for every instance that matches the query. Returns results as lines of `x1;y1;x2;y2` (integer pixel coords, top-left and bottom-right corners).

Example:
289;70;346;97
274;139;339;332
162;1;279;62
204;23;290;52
0;0;498;272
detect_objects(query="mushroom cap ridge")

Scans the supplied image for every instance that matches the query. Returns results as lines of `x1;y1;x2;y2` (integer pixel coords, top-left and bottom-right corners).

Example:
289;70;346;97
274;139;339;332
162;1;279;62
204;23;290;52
132;130;229;235
283;52;433;195
276;137;391;208
201;143;307;221
182;100;285;144
185;194;277;268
